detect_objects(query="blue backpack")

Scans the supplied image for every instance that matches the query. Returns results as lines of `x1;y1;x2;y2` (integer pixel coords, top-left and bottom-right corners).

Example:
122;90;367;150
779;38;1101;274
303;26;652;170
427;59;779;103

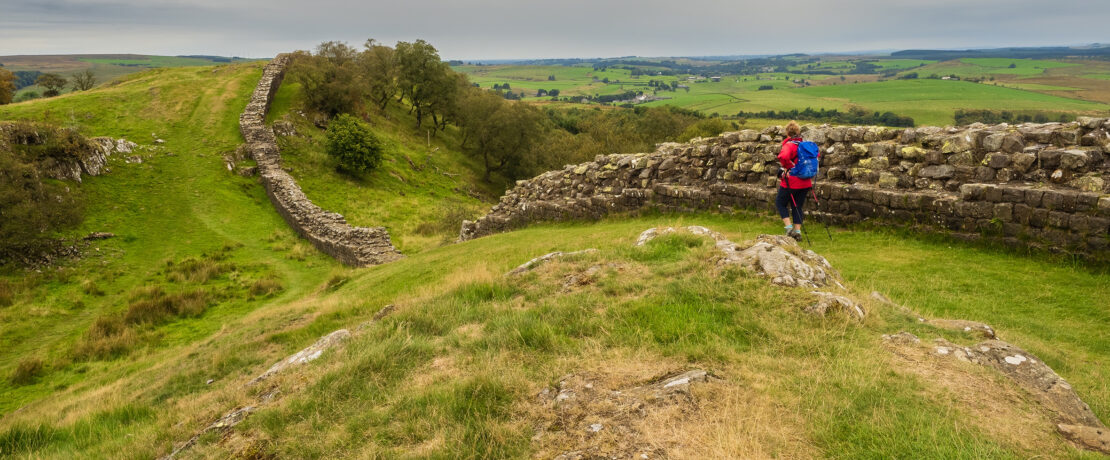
788;140;820;179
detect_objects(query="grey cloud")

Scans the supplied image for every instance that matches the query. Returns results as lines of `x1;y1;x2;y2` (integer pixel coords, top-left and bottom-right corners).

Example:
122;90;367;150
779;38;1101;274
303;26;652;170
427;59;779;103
1;0;1108;58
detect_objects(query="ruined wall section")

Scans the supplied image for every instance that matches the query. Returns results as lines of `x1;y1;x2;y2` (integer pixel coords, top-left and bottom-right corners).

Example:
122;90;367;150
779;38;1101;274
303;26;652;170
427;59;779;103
240;55;402;267
461;120;1110;259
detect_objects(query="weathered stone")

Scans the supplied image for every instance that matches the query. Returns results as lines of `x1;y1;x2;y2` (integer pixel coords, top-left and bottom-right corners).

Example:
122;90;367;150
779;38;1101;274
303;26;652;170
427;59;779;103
919;165;955;179
1057;424;1110;455
807;291;866;319
1059;150;1089;171
247;329;351;385
506;249;599;276
1010;152;1037;173
986;152;1011;169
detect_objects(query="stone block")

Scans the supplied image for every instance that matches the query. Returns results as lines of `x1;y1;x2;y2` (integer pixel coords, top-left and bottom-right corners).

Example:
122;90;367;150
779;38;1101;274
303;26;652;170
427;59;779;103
993;203;1013;221
1059;150;1089;171
986;152;1011;169
1013;203;1032;224
1024;189;1044;207
1047;211;1070;229
1010;152;1036;173
947;151;976;166
1030;208;1049;228
975;166;996;181
1038;149;1063;169
920;164;955;179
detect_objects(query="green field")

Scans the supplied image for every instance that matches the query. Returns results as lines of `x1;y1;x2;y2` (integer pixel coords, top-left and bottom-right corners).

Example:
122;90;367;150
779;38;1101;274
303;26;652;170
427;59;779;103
456;57;1110;126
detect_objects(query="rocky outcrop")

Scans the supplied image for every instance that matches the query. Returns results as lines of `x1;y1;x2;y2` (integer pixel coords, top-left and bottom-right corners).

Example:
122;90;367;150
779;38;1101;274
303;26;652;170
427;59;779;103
506;249;599;276
533;368;719;460
635;226;863;319
239;55;402;267
0;121;133;183
247;328;351;386
462;120;1110;260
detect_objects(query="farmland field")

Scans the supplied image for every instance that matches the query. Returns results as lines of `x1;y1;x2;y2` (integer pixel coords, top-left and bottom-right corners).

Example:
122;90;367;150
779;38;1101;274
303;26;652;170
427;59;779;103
455;56;1110;126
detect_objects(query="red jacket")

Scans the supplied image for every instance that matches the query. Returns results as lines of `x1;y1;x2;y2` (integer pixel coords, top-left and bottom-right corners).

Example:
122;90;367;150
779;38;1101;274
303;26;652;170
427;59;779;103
778;137;813;189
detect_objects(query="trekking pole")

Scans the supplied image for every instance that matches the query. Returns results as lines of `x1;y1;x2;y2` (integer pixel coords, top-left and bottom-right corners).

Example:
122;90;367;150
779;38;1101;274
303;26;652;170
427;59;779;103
810;187;833;241
787;192;812;246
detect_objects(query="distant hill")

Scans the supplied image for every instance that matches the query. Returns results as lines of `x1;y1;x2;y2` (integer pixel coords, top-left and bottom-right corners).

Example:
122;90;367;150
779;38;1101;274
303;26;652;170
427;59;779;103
0;54;253;97
891;45;1110;61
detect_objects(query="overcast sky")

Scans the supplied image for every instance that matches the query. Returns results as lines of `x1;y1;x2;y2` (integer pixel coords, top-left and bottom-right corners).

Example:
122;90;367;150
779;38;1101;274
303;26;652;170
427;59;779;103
2;0;1109;59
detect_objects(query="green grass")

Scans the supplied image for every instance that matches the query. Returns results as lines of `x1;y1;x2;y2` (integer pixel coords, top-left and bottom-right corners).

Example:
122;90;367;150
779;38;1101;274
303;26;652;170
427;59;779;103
1;60;1108;459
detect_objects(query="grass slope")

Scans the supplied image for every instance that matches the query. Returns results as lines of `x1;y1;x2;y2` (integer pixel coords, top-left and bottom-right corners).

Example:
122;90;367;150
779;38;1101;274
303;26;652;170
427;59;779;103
266;82;494;254
0;63;1107;459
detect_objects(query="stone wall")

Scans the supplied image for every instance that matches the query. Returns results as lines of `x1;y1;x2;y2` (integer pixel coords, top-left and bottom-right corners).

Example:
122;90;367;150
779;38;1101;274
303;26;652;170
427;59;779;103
461;120;1110;260
240;55;402;267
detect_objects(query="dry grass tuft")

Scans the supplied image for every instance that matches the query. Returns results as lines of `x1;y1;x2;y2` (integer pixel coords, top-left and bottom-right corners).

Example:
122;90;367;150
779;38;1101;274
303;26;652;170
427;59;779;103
10;357;46;385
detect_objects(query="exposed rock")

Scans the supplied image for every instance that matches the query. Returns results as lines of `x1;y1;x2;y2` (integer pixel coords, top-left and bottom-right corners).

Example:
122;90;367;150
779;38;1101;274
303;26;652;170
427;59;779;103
926;319;996;339
247;329;351;386
808;291;866;319
161;406;255;460
1057;424;1110;454
83;232;115;241
506;249;599;276
731;235;844;288
533;369;717;460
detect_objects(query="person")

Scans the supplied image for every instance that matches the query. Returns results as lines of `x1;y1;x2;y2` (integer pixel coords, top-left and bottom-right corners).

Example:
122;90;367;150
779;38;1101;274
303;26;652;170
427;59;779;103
775;121;813;242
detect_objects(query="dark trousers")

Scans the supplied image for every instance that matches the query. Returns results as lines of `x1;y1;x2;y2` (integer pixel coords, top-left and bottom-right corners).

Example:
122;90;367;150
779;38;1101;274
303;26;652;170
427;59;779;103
775;186;810;224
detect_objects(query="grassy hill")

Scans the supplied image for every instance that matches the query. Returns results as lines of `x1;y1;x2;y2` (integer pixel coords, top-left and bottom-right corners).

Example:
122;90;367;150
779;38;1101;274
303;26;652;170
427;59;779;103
0;61;1108;459
0;54;251;99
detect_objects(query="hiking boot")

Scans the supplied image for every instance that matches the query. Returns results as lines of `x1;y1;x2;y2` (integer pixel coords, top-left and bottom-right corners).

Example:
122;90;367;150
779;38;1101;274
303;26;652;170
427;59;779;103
788;229;803;242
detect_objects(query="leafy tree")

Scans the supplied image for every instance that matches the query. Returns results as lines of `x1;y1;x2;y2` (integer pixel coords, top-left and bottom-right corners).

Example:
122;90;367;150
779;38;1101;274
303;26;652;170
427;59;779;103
457;88;542;181
395;39;454;131
0;68;14;104
71;69;96;91
290;42;364;116
325;114;383;173
35;73;67;97
549;89;560;97
361;39;398;110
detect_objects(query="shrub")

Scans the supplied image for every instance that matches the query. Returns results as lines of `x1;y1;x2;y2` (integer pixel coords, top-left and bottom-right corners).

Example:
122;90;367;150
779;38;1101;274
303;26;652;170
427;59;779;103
249;277;284;297
0;280;13;307
325;114;383;173
123;288;209;325
10;357;45;385
73;316;138;360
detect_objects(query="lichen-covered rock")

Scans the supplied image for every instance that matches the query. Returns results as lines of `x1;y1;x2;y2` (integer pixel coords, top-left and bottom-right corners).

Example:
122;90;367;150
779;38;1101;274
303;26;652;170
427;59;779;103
506;249;599;276
732;235;844;288
808;291;866;319
247;329;351;386
1057;424;1110;454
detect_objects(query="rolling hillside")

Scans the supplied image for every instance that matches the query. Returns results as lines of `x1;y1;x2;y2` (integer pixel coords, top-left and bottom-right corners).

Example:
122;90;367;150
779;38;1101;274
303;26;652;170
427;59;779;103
0;60;1108;459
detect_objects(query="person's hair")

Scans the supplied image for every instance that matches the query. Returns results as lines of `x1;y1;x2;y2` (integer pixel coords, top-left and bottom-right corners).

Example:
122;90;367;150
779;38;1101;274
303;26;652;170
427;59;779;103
785;121;801;137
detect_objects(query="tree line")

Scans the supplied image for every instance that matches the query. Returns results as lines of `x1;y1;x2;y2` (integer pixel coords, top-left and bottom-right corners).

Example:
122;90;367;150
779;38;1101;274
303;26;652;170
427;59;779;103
954;109;1075;125
732;107;915;127
0;68;97;104
291;39;716;185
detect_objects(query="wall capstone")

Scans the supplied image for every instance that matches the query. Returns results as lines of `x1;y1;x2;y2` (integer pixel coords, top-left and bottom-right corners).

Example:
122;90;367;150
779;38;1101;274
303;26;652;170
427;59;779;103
240;55;402;267
461;121;1110;261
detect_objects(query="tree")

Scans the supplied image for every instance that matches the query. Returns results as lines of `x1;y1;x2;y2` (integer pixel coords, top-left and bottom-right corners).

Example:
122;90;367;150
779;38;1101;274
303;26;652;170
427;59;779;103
0;68;14;104
395;39;453;130
549;89;560;97
360;39;398;111
35;73;67;97
290;42;365;116
457;88;542;181
325;114;383;173
71;69;96;91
